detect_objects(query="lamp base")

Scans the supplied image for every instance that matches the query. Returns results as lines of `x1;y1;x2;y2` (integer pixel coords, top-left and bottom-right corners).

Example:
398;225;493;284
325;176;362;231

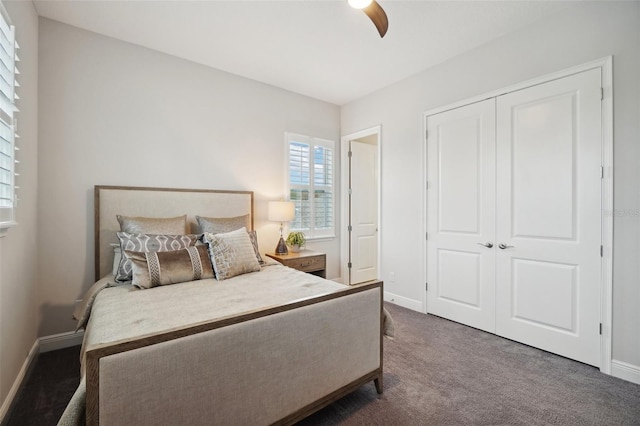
275;236;288;255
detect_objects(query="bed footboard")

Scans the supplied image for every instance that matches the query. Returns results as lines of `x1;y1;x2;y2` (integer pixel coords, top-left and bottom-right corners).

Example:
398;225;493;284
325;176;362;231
85;281;383;425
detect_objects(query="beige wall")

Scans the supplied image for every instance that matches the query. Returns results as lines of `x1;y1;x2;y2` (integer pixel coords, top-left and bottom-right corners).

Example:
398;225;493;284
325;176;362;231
0;0;39;414
37;18;341;337
342;2;640;368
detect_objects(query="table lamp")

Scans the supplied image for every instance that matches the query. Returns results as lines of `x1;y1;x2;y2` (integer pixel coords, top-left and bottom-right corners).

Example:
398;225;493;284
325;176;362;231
268;200;295;255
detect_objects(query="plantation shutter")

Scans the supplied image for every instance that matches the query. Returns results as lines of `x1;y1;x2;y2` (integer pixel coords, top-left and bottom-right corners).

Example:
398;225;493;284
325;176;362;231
0;2;17;227
287;134;335;239
312;144;333;231
289;141;311;230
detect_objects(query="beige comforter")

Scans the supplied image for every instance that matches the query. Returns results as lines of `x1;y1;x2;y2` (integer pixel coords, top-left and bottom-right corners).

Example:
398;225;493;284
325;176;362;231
80;262;349;372
59;262;390;425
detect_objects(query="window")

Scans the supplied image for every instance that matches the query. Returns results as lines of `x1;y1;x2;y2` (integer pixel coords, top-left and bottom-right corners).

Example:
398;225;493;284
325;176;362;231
0;2;18;230
286;133;334;239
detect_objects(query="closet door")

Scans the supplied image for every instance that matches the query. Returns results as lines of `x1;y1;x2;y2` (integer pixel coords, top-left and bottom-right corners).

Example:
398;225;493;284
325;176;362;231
426;99;496;333
495;68;602;366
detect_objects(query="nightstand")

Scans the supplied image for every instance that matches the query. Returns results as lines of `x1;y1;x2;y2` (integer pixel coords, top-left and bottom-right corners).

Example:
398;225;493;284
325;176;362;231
265;250;326;278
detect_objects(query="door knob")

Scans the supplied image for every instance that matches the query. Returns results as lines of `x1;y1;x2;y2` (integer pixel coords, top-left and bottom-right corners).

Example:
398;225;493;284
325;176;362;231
498;243;515;249
477;242;493;248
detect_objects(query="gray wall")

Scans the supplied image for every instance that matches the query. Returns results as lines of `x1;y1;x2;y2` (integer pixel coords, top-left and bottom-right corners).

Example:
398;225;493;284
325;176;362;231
341;2;640;369
37;18;341;337
3;3;638;412
0;0;39;414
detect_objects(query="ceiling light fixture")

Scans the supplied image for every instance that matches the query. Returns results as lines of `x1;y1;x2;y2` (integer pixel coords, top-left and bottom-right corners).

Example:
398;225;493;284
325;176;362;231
347;0;389;38
348;0;373;9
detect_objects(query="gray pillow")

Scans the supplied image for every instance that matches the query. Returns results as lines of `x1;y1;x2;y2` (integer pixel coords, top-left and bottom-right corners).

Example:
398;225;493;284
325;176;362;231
117;214;187;235
248;230;264;265
205;228;261;280
196;214;250;234
115;232;199;282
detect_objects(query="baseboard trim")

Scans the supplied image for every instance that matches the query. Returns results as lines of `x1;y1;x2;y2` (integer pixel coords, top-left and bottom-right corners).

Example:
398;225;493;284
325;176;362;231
0;340;39;423
611;359;640;385
39;330;84;353
384;291;422;312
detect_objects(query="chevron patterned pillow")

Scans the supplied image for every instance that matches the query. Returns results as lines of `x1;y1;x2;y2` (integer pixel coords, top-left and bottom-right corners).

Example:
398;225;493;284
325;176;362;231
115;232;200;282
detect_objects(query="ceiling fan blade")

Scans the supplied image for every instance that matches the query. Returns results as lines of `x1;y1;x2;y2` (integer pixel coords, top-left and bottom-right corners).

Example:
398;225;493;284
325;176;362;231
362;0;388;38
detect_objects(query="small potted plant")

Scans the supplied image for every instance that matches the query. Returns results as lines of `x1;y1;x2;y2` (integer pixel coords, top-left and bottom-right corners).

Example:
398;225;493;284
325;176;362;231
286;231;306;253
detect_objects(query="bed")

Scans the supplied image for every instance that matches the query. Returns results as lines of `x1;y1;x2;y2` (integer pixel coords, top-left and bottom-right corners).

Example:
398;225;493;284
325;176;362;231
60;185;385;425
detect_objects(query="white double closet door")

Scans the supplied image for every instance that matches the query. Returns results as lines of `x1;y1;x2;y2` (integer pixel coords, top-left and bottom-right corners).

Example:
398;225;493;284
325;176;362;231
426;69;602;366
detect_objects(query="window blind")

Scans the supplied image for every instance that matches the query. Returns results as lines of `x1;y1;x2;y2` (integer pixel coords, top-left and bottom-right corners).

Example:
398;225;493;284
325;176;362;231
289;141;311;230
312;144;333;231
0;2;17;227
287;134;334;238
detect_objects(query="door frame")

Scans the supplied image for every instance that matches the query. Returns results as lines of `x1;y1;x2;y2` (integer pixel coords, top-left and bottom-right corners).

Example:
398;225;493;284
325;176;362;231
422;57;613;373
340;126;382;285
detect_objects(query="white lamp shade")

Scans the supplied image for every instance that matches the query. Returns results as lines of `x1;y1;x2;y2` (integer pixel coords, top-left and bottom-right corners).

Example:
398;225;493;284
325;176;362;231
268;201;295;222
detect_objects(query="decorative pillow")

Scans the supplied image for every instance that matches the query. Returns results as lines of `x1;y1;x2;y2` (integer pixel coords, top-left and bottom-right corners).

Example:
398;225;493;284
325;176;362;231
248;230;264;265
125;245;214;289
115;232;199;282
205;227;261;280
117;214;187;235
196;214;250;234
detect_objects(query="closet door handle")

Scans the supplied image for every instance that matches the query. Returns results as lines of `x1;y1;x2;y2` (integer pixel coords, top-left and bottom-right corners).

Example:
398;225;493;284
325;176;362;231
499;243;515;249
477;242;493;248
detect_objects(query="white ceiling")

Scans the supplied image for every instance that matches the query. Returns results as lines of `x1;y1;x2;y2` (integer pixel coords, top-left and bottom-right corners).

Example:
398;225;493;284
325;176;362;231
32;0;579;105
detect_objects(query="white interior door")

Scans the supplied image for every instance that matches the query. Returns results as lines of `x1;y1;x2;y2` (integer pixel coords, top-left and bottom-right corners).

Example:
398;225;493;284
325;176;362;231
495;68;602;366
426;99;497;333
349;140;378;284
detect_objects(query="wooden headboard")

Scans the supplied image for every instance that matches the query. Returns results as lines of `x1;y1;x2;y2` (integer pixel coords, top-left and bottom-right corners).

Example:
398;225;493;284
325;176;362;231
94;185;254;280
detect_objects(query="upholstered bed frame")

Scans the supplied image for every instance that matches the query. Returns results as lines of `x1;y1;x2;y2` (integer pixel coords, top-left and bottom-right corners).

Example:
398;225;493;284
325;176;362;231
85;185;383;425
94;185;255;280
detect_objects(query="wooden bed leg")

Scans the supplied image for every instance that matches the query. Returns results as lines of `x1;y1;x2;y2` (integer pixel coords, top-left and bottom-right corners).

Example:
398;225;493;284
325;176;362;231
374;375;383;394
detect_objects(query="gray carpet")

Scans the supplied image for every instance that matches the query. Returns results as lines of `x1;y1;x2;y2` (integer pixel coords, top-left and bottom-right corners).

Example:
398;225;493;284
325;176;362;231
5;302;640;425
3;345;81;426
300;303;640;425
